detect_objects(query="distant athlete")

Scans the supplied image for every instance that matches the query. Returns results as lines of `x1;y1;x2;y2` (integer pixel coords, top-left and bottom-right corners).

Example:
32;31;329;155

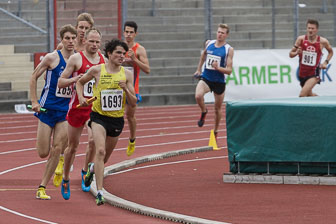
194;23;234;141
289;19;333;97
122;21;150;156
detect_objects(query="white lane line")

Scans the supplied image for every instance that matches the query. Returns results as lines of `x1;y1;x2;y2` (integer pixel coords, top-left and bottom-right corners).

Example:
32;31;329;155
0;206;58;224
0;148;35;155
0;135;226;155
109;155;228;176
0;125;36;130
0;125;225;144
0;160;47;175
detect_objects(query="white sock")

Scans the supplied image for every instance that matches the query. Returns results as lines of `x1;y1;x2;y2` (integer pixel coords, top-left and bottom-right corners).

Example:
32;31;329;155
98;190;104;196
90;163;94;173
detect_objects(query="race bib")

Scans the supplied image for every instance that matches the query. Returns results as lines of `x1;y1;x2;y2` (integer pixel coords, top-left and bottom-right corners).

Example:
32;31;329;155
205;54;221;70
84;79;95;97
100;89;123;111
55;86;72;98
302;51;317;66
124;66;134;74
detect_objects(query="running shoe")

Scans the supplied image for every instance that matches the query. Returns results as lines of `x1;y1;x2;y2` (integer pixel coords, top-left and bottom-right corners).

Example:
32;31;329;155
81;169;90;192
84;163;94;187
53;173;62;187
126;140;135;156
55;155;64;175
36;187;51;200
96;193;105;206
61;179;70;200
197;109;208;127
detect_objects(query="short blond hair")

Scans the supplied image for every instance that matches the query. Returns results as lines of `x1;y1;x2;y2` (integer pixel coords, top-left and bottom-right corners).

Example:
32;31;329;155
76;12;94;28
85;27;102;39
218;23;230;34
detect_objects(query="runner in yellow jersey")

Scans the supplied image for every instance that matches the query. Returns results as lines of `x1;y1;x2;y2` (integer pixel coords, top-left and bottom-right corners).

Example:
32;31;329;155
75;39;137;205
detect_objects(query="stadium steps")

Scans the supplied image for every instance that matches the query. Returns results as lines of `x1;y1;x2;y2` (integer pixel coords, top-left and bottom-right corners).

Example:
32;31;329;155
0;44;44;112
0;0;48;53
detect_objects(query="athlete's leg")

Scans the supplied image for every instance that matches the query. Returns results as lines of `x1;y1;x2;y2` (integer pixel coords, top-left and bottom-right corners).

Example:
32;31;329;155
125;103;137;140
125;103;137;156
104;136;118;164
36;121;53;187
41;121;67;187
82;121;95;172
63;124;84;180
299;77;318;97
91;122;107;191
213;92;225;133
195;80;210;113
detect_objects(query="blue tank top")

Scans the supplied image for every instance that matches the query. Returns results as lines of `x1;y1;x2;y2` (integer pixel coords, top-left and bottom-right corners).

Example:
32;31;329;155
201;40;231;83
39;50;72;111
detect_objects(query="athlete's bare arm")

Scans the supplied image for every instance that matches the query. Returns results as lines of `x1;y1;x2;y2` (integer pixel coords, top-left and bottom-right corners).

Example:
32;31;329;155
30;51;59;112
194;47;207;77
289;35;304;58
320;37;333;69
212;47;234;75
122;69;137;106
57;53;82;88
129;45;150;74
76;65;101;107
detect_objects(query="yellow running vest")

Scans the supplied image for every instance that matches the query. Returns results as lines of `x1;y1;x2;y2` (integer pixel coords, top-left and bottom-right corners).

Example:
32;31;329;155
92;64;126;117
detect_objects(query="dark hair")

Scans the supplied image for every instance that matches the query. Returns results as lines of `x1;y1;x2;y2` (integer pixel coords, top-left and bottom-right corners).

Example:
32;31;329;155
60;24;77;39
104;38;129;58
124;21;138;33
307;19;319;28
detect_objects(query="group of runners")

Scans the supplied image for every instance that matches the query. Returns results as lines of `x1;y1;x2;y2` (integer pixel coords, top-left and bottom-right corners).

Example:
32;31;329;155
30;14;333;206
30;13;149;205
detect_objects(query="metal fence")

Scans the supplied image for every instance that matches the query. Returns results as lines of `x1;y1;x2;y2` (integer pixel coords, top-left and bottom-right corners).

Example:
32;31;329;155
0;0;54;52
0;0;336;54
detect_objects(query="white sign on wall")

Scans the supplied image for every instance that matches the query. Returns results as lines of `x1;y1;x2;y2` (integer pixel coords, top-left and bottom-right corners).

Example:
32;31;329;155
204;48;335;102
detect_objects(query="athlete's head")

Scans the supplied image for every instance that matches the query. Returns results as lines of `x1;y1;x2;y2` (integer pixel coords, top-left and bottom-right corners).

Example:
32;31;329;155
76;13;94;40
307;19;319;29
104;39;129;64
123;21;138;42
306;19;319;37
84;28;102;54
124;21;138;33
76;12;94;28
59;24;77;51
217;24;229;41
60;24;77;39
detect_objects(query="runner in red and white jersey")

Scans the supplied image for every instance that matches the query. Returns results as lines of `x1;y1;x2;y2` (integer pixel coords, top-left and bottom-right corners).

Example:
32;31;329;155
290;19;333;97
57;28;105;200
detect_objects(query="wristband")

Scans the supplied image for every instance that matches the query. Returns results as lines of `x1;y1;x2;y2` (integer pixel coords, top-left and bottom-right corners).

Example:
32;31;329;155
325;59;329;64
294;45;299;49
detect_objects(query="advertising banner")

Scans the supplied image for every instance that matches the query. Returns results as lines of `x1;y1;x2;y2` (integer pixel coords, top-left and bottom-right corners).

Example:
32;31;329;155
205;48;335;102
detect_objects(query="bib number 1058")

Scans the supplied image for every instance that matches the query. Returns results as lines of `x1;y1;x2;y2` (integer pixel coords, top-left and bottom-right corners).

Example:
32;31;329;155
101;89;123;111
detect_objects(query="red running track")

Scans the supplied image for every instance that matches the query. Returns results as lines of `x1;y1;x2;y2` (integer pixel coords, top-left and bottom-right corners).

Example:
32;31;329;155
1;105;336;224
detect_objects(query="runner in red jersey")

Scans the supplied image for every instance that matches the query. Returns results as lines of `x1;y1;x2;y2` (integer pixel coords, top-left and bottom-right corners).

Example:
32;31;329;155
290;19;333;97
57;28;105;199
122;21;150;157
